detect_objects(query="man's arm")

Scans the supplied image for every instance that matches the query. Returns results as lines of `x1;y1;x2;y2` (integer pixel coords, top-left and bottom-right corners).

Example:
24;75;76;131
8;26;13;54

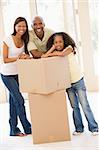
30;49;45;59
28;40;44;58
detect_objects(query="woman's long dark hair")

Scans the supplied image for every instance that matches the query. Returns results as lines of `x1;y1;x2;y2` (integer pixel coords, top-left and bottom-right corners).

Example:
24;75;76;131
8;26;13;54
46;32;76;54
12;17;29;54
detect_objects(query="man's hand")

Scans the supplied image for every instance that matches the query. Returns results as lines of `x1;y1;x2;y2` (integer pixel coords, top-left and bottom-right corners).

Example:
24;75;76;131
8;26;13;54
30;49;44;59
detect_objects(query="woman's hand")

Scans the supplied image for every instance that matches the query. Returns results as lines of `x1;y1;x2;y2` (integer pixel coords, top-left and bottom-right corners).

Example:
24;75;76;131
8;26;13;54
18;53;31;59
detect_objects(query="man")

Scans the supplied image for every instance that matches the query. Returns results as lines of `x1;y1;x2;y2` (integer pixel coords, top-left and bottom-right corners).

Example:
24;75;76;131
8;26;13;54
28;16;54;58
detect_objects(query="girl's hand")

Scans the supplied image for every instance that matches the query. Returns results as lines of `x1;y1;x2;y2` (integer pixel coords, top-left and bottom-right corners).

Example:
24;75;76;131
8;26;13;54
41;54;48;58
50;44;55;51
41;45;55;58
41;53;52;58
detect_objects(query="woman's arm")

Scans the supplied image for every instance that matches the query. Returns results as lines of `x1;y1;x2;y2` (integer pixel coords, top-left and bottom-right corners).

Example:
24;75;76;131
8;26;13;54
3;42;18;63
18;53;31;59
3;42;31;63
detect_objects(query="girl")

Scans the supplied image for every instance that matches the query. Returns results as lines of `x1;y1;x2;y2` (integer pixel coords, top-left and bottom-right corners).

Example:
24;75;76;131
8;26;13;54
0;17;31;136
42;32;99;136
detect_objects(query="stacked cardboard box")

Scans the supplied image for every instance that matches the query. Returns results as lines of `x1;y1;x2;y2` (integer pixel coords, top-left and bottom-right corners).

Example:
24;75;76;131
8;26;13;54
17;56;71;144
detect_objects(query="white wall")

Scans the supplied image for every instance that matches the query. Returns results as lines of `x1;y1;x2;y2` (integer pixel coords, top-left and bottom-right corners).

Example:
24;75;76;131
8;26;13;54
78;1;99;91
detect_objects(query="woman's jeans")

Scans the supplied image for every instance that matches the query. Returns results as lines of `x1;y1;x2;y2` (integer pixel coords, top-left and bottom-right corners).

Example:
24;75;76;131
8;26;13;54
1;74;31;135
66;78;98;132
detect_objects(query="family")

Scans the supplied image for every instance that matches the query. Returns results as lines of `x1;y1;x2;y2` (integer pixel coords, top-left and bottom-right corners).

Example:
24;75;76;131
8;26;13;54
0;16;98;136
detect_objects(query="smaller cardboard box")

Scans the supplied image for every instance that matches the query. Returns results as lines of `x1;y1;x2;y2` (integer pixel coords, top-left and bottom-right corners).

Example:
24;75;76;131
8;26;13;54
17;56;71;94
28;90;71;144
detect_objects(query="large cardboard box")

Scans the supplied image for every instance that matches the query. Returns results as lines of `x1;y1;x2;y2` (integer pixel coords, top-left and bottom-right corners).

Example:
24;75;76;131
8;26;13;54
17;57;71;94
28;90;71;144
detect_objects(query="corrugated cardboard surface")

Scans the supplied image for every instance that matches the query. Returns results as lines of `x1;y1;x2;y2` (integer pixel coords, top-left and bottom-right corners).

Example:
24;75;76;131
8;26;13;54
28;90;71;144
17;57;71;94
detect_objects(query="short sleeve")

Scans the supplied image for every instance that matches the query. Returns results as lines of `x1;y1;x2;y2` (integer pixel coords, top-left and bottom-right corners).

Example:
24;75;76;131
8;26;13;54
27;41;37;52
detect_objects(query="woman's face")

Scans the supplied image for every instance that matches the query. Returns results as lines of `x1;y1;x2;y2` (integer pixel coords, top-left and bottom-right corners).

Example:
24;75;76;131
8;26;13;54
15;21;27;36
53;35;64;51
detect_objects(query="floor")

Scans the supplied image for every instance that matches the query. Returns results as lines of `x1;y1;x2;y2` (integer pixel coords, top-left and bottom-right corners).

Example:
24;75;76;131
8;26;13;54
0;92;99;150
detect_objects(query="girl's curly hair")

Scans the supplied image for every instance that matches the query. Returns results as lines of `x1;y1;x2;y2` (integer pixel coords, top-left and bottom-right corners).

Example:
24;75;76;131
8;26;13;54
46;32;76;54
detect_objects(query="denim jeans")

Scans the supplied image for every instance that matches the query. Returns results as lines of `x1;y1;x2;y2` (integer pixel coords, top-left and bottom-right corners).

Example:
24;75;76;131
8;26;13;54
66;78;98;132
1;74;31;135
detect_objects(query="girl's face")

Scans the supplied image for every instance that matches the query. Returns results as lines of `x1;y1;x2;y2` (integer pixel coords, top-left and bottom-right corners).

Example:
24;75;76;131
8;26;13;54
15;21;27;36
53;35;64;51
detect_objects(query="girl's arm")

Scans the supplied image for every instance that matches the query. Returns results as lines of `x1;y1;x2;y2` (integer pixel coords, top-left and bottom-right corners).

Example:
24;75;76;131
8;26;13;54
41;45;55;58
60;45;73;56
42;45;73;57
51;45;73;57
41;50;65;57
45;45;55;55
41;45;73;58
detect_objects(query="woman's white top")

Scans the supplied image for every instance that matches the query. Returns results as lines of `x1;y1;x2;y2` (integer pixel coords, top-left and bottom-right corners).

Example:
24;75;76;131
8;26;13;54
0;35;24;75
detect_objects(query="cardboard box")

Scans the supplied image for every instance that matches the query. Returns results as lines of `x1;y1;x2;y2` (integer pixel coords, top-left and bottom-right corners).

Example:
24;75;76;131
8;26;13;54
17;57;71;94
28;90;71;144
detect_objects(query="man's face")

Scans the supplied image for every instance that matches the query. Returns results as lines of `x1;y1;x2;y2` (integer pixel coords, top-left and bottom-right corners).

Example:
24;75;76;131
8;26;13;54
32;17;45;35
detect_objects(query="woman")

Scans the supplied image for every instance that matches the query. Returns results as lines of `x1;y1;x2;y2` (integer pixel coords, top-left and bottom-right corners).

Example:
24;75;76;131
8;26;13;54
0;17;31;136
